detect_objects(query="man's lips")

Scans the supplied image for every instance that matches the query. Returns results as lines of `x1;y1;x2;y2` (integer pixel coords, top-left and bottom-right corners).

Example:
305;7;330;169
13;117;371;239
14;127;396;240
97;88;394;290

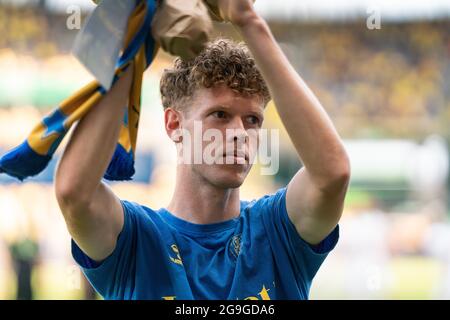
222;150;249;162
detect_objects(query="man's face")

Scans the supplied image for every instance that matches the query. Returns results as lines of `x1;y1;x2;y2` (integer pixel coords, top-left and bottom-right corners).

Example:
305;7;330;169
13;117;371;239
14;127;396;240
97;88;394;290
170;85;265;189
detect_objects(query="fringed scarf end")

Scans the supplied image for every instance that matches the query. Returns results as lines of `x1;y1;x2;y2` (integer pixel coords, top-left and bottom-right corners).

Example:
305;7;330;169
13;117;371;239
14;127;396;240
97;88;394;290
104;144;135;181
0;141;52;181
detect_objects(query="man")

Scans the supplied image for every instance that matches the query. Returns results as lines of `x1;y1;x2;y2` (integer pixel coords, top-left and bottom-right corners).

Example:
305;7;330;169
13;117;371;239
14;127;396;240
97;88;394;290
55;0;350;300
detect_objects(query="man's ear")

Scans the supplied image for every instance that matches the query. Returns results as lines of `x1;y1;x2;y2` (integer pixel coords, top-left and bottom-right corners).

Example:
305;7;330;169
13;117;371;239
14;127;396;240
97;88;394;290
164;107;183;143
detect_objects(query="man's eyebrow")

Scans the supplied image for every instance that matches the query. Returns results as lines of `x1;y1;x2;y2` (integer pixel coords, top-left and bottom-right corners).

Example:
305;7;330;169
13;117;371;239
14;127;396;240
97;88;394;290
251;111;265;122
203;104;230;112
204;104;264;117
248;108;265;118
208;104;229;109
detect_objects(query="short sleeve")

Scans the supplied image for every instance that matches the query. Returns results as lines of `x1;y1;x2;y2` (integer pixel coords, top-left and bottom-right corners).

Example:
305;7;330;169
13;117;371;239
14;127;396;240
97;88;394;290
259;187;339;285
71;200;141;299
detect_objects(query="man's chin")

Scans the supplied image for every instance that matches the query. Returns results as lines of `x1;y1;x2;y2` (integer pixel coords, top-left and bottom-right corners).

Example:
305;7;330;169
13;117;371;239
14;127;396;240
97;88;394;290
217;182;243;189
207;169;248;189
217;178;245;189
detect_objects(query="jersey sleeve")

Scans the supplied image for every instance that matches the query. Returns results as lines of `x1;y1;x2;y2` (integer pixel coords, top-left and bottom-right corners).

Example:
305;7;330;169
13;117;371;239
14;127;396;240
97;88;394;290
71;200;144;299
259;187;339;287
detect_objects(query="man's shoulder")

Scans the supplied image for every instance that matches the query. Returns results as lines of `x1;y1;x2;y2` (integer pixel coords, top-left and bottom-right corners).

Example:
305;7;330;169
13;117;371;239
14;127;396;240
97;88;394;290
120;199;165;223
241;187;287;208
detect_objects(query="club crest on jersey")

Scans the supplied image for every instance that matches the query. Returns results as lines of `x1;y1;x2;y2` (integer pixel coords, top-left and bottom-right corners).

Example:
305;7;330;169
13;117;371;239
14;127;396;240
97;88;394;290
229;234;242;259
169;244;183;265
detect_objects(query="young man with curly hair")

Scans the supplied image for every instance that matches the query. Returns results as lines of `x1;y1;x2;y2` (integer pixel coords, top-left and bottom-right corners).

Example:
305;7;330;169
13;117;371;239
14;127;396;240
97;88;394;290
55;1;350;300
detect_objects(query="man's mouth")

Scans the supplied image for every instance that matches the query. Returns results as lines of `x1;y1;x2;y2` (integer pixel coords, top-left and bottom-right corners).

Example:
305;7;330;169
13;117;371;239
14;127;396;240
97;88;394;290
222;150;249;163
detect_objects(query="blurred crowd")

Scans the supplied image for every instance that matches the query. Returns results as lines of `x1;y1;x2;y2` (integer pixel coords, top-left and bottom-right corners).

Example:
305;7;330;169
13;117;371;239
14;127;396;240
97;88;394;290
269;21;450;139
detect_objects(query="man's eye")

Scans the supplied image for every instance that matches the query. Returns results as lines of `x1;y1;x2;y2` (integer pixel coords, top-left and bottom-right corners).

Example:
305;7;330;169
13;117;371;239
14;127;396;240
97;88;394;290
213;111;227;119
247;116;260;125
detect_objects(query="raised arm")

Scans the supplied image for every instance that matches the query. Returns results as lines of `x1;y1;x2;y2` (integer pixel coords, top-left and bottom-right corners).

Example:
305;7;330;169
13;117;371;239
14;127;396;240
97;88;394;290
55;67;134;261
221;1;351;245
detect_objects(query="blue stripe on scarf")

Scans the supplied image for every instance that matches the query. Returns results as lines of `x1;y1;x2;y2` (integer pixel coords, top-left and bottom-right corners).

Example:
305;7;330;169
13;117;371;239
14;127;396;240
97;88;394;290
117;0;156;68
42;109;68;139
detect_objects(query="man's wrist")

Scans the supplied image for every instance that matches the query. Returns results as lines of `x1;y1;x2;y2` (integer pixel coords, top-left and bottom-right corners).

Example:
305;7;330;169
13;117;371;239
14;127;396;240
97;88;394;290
232;10;263;30
234;14;270;44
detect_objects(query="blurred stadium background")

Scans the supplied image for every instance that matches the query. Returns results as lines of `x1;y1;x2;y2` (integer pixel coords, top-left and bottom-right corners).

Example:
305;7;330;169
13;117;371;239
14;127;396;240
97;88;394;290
0;0;449;299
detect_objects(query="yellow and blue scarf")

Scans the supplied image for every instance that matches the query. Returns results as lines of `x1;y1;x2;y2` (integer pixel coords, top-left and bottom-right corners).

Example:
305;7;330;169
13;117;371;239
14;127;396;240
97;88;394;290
0;0;158;181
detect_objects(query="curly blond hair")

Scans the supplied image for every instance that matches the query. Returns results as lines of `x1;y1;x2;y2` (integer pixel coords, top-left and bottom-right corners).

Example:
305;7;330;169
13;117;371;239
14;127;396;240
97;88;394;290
160;38;271;110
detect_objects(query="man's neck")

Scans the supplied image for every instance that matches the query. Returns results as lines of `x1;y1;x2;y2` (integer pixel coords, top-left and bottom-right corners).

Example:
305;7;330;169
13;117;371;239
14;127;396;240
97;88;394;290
166;167;241;224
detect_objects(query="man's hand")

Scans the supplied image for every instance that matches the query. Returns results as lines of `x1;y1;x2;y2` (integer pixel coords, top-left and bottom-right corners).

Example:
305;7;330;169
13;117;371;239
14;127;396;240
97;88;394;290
214;0;257;27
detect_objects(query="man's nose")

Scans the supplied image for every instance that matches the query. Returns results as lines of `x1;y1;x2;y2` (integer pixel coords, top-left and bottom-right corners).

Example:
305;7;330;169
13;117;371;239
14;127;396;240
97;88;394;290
226;117;248;144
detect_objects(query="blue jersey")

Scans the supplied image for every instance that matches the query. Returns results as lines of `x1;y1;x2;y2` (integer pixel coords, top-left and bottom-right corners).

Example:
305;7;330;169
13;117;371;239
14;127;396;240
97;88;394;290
72;187;339;300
